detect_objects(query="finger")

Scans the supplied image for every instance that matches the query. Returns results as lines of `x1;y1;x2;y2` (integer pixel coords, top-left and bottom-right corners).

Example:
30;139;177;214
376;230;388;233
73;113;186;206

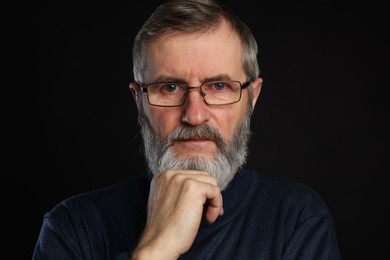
163;169;210;176
204;187;223;224
160;170;218;186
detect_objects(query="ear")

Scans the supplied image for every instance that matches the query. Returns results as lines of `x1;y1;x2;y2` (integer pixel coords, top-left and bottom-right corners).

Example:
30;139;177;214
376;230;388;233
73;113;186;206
129;82;142;109
250;77;263;111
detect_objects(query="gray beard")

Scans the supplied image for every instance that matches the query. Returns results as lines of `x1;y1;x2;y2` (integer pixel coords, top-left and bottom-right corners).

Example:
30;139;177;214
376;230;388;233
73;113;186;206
138;107;252;191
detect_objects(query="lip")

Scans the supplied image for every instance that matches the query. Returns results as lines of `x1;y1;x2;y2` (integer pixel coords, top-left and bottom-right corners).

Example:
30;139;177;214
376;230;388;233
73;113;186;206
173;138;216;152
174;138;215;145
176;138;212;142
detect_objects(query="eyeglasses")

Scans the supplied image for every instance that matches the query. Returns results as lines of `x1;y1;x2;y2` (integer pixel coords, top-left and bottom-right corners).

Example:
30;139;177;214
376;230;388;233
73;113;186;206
137;80;252;107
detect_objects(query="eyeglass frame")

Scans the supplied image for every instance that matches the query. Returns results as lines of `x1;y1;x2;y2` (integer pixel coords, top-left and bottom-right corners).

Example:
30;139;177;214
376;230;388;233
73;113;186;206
135;80;253;107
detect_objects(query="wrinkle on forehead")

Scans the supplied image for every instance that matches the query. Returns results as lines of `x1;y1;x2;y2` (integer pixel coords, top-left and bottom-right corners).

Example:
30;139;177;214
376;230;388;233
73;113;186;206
144;22;244;84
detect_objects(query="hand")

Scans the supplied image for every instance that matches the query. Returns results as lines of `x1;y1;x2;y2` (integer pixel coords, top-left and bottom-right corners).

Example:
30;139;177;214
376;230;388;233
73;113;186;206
132;170;224;259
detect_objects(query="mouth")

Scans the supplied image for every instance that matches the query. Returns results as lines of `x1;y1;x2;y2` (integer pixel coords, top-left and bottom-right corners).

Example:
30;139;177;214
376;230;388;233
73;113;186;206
173;138;216;154
176;137;213;142
175;138;214;145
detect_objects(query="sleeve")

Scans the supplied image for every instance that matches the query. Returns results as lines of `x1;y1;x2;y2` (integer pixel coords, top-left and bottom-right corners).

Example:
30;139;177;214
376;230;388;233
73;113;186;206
32;215;84;260
282;212;342;259
282;189;342;260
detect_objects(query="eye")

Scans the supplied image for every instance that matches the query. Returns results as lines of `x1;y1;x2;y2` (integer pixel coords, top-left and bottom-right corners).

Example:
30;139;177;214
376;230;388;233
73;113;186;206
161;83;180;93
212;82;227;90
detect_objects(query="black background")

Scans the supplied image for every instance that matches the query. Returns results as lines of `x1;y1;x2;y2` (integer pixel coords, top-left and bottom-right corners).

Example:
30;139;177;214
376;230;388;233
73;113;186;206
16;0;390;258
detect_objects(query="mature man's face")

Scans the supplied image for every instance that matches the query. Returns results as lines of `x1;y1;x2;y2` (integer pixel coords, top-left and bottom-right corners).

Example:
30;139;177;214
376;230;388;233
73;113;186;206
131;22;262;190
138;103;251;190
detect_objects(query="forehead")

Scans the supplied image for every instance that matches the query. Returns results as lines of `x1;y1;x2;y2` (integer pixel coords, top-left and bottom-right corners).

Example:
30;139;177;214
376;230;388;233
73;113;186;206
144;22;245;82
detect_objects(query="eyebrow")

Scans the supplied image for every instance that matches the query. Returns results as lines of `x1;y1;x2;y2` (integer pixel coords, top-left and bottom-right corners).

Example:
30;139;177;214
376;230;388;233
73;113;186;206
203;74;232;82
153;76;187;84
152;74;233;84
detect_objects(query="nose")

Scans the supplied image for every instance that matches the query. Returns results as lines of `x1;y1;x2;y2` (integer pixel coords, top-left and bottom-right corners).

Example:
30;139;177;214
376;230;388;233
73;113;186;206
181;88;210;126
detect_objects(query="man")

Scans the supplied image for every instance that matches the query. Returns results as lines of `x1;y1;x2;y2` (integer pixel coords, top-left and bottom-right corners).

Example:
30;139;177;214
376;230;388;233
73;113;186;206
33;0;341;259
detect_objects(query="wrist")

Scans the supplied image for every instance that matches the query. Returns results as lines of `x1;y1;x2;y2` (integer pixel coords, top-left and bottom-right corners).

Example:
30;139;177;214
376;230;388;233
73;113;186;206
131;243;180;260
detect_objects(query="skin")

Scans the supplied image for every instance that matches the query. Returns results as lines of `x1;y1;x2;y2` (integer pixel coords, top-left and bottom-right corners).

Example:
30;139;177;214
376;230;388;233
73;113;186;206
130;21;263;259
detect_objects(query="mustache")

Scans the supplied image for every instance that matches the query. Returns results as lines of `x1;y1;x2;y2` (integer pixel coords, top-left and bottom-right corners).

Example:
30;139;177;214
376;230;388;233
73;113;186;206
171;124;223;141
160;124;226;152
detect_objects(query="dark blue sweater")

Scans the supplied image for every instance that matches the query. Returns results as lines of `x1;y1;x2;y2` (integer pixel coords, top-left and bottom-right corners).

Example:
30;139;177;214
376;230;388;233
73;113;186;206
33;169;341;259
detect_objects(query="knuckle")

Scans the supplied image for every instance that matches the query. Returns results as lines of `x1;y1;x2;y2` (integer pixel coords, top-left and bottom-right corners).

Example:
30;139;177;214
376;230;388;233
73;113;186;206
211;184;221;194
182;178;198;192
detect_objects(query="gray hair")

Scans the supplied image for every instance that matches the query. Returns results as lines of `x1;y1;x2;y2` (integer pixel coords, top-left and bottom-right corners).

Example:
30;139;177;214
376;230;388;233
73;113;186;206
132;0;260;100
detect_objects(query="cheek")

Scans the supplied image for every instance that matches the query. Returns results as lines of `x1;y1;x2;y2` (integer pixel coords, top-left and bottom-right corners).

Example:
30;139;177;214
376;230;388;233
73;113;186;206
215;107;247;142
144;105;181;139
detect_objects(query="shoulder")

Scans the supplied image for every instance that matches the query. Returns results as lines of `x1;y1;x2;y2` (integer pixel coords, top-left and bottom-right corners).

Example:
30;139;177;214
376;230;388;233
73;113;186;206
45;174;150;220
242;169;331;218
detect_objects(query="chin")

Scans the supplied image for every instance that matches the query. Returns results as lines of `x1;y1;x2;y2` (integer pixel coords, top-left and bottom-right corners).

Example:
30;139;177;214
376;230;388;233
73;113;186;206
174;150;216;161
